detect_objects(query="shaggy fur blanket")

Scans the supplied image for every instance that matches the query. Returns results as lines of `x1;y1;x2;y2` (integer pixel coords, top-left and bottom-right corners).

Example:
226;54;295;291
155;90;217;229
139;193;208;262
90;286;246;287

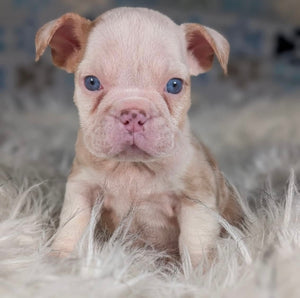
0;95;299;297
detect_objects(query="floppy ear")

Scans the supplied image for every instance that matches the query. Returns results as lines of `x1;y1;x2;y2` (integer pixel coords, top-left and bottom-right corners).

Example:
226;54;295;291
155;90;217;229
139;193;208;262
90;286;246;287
35;13;92;73
181;23;230;76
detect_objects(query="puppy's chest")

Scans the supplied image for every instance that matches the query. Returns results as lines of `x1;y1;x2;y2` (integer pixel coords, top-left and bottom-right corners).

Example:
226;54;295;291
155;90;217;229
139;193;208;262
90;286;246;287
102;190;179;222
99;165;181;210
98;170;182;250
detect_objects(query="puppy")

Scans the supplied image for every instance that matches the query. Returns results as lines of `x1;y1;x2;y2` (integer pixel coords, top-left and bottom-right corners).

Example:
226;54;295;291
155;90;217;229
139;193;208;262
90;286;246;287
35;7;242;267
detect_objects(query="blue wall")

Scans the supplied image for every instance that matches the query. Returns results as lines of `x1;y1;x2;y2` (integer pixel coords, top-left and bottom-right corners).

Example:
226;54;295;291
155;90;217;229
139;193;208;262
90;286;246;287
0;0;299;103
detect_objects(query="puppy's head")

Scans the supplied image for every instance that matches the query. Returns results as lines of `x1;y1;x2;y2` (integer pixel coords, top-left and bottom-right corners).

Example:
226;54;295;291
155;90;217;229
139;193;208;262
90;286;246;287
35;7;229;161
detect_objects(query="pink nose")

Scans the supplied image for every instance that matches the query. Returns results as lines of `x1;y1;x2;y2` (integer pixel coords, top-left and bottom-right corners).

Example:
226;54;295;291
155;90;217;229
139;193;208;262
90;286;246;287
119;109;148;133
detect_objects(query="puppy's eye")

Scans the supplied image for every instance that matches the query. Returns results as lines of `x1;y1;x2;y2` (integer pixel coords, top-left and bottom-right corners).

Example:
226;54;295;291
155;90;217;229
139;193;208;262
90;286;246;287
84;75;101;91
166;78;183;94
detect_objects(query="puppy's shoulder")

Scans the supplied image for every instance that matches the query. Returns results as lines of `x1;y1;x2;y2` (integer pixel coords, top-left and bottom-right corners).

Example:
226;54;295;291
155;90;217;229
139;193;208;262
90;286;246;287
189;135;244;225
180;136;218;202
190;135;218;170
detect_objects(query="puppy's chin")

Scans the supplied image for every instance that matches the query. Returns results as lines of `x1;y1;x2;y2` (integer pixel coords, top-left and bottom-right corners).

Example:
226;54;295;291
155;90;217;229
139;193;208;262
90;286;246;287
113;145;154;162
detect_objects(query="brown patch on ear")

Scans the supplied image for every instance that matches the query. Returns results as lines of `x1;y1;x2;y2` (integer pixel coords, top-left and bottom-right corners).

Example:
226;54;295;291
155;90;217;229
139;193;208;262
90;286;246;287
35;13;93;73
181;23;230;76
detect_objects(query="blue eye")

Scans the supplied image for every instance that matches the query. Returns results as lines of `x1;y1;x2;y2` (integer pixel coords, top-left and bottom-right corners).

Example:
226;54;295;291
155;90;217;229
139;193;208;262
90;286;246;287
166;78;183;94
84;75;101;91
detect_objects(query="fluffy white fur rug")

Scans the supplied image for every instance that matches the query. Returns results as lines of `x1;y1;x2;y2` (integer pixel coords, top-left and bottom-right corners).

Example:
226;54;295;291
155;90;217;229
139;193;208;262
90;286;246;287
0;97;300;297
0;162;299;298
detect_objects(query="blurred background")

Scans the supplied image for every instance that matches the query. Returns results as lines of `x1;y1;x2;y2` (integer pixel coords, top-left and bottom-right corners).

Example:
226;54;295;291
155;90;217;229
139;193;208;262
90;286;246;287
0;0;300;191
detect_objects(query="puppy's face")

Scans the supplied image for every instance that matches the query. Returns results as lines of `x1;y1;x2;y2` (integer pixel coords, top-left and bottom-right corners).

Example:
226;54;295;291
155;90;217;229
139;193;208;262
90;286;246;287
35;8;229;161
76;10;191;160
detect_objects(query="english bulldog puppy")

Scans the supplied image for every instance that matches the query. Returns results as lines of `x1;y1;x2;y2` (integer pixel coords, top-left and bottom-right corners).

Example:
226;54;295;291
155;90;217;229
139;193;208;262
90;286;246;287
35;7;242;267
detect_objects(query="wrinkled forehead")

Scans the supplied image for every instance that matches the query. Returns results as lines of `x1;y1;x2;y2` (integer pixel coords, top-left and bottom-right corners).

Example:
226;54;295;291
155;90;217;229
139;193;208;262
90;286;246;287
78;11;188;85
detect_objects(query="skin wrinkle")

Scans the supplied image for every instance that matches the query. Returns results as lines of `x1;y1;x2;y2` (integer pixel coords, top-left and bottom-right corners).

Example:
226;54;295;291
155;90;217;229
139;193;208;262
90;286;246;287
35;7;242;266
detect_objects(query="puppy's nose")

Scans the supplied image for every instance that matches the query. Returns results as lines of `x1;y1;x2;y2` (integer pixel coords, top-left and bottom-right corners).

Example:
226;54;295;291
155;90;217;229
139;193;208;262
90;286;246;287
119;109;148;133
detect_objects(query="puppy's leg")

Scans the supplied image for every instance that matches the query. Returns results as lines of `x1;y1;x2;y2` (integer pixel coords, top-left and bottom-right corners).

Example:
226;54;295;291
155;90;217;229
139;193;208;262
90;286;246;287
51;179;95;256
178;197;219;268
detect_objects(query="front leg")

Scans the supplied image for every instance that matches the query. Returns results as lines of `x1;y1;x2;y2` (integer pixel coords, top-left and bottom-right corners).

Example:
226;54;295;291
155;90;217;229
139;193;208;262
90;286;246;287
51;177;97;256
178;197;220;268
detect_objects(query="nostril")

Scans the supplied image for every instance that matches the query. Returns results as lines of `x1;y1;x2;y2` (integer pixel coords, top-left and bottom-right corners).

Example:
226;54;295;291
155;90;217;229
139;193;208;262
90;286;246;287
120;110;131;125
137;112;148;125
139;111;146;117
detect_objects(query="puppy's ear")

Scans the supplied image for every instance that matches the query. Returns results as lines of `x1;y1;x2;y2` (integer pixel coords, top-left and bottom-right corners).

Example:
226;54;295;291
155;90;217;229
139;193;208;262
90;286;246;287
181;23;229;76
35;13;92;73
